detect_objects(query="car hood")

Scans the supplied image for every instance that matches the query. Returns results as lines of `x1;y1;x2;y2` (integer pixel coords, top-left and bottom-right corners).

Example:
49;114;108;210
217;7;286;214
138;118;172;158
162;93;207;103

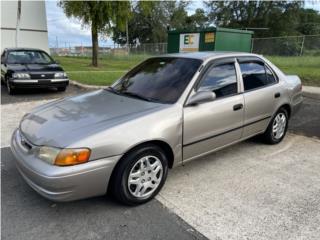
6;63;63;72
20;90;165;147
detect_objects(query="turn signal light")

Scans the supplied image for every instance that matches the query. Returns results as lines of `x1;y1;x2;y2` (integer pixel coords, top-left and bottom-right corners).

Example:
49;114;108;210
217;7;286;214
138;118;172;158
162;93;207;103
54;148;91;166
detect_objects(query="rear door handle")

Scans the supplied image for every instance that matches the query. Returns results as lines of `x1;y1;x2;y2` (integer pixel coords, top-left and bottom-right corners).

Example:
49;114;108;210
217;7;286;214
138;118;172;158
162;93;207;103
233;103;243;111
274;92;281;98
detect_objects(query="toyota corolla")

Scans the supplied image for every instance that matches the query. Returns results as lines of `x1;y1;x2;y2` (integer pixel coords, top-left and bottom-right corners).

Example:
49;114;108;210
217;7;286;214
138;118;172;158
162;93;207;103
11;52;303;205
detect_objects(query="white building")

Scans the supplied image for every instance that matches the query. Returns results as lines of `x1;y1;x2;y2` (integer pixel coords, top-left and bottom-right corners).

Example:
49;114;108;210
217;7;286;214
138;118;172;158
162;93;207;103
1;0;49;53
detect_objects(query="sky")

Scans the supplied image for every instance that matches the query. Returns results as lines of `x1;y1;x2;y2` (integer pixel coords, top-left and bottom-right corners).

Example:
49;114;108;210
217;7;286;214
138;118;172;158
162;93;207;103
46;0;320;48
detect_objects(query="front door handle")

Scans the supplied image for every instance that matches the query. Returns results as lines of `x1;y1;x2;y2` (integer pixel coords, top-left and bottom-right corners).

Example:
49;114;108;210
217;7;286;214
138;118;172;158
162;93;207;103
233;103;243;111
274;92;281;98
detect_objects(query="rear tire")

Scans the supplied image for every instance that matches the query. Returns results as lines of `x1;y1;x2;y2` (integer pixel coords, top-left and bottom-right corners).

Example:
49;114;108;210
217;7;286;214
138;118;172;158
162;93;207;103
110;144;168;205
262;108;289;144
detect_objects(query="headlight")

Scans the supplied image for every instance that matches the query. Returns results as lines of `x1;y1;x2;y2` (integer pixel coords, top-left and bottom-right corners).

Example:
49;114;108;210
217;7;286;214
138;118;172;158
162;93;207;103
37;146;91;166
54;72;67;78
37;146;61;165
13;73;30;79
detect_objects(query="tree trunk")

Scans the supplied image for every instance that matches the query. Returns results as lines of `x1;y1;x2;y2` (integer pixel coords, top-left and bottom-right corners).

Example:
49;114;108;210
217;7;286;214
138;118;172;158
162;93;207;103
91;23;98;67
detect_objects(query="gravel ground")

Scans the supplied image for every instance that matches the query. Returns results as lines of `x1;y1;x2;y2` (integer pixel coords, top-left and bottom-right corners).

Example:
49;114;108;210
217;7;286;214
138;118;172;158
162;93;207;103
1;84;92;105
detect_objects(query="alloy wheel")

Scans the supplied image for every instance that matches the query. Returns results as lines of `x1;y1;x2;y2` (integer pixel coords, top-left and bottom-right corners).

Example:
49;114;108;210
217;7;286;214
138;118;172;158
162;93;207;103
128;155;163;198
272;112;287;139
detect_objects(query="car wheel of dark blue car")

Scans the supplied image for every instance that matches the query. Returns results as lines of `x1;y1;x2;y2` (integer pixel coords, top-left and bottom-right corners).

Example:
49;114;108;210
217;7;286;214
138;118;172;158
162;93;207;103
6;80;15;95
110;144;168;205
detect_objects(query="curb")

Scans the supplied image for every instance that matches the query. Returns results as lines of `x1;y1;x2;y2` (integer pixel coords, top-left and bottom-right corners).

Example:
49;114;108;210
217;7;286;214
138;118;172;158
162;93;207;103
70;80;320;100
302;86;320;100
70;80;104;90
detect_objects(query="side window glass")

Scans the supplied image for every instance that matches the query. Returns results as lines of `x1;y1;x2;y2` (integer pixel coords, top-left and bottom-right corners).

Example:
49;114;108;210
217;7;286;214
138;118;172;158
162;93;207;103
266;65;277;84
239;62;268;91
198;63;238;98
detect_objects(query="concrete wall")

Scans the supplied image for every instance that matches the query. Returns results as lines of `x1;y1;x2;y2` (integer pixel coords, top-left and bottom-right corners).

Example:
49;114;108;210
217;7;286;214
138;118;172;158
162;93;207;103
1;0;49;53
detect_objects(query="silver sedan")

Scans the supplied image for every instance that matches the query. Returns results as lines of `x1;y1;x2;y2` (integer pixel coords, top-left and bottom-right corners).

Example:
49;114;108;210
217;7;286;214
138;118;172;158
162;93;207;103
11;52;303;205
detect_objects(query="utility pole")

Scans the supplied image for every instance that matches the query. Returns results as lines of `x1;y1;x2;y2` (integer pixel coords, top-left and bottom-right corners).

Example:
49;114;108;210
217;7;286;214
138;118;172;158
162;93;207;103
15;0;21;47
56;36;59;55
300;35;305;56
126;19;129;55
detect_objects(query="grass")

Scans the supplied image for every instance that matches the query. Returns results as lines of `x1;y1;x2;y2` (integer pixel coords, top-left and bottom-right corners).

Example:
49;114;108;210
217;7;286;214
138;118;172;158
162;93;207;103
55;55;320;87
55;55;148;86
266;56;320;86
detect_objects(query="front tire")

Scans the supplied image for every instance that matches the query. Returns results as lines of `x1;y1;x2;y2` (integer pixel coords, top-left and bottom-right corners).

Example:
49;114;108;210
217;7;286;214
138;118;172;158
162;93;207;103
110;144;168;205
6;81;15;95
262;108;289;144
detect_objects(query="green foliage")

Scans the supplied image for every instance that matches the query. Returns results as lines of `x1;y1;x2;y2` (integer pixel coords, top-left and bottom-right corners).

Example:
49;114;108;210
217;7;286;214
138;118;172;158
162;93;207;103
204;1;320;37
59;1;130;32
185;9;209;29
59;1;130;66
112;1;210;45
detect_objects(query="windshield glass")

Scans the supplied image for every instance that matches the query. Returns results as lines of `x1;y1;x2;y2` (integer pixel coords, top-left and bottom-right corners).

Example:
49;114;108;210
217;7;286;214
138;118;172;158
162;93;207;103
111;57;202;104
6;50;55;64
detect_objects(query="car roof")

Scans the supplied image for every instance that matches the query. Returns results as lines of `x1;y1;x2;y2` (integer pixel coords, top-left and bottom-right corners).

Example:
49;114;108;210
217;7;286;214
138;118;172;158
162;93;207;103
4;47;45;52
160;51;261;61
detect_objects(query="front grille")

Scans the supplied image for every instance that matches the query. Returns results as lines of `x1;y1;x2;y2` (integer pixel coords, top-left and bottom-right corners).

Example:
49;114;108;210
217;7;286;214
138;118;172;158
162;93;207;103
18;130;35;152
30;73;55;79
21;139;32;150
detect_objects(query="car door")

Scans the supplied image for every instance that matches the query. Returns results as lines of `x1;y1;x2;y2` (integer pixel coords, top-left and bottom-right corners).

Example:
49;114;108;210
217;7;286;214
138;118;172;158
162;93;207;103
237;57;280;138
183;58;244;161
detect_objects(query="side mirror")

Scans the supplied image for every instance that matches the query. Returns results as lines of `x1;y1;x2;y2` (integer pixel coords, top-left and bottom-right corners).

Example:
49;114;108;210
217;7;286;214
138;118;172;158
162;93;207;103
54;60;59;64
186;91;216;106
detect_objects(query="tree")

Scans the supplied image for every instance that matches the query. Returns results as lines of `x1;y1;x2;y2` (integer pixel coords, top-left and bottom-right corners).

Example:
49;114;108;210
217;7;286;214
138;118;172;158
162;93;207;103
298;8;320;35
185;8;209;29
204;1;304;37
59;1;130;67
112;1;191;45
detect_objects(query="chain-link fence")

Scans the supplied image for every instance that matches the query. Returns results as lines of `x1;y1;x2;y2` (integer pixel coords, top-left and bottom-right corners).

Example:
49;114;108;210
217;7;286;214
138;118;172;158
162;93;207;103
50;43;167;57
252;35;320;56
50;35;320;57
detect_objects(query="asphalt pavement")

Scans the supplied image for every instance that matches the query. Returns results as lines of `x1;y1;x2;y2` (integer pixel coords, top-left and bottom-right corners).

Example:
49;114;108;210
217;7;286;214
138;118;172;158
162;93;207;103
1;147;206;240
288;96;320;139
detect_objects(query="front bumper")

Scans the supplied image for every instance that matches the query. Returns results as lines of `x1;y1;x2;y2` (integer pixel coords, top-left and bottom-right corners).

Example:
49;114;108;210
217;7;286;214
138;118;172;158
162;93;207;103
9;78;69;88
10;129;121;202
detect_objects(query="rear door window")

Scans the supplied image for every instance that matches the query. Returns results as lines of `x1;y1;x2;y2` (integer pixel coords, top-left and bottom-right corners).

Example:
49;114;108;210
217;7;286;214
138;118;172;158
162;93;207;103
239;61;276;91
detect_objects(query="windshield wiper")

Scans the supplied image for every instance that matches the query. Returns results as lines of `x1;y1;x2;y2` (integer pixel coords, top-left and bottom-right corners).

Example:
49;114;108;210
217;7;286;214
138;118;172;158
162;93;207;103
121;91;153;102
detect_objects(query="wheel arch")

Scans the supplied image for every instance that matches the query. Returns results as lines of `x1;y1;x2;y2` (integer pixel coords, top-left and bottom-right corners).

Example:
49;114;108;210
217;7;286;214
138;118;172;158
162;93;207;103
119;140;175;169
278;103;292;119
107;140;175;195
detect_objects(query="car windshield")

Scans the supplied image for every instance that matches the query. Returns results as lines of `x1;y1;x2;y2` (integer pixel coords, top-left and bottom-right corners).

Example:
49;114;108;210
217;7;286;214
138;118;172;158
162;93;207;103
111;57;202;104
6;50;55;64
